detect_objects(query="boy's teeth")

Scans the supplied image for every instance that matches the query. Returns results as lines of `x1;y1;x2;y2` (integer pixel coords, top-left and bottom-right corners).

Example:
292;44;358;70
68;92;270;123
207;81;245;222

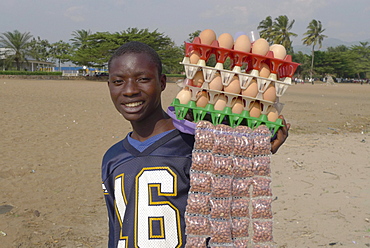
125;102;143;107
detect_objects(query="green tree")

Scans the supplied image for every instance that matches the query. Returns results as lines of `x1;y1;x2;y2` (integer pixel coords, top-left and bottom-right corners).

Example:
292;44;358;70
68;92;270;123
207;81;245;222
0;30;33;70
49;40;72;71
350;42;370;78
292;51;310;78
187;30;201;43
28;36;51;63
70;28;184;74
70;31;114;68
272;15;297;53
70;29;92;48
302;19;327;79
258;16;275;44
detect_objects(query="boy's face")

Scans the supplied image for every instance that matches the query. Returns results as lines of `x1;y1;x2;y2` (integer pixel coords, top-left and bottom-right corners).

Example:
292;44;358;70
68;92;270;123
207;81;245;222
108;52;166;123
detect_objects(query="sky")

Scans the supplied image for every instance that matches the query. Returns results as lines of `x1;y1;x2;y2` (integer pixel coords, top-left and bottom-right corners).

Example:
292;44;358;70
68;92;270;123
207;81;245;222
1;0;370;48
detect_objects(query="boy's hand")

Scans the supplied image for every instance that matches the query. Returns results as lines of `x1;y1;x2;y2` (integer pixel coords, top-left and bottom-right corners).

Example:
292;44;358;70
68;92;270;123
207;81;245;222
271;115;290;154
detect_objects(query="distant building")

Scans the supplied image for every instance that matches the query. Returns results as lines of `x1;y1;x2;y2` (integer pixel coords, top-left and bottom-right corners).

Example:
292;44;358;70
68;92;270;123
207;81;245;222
0;47;55;71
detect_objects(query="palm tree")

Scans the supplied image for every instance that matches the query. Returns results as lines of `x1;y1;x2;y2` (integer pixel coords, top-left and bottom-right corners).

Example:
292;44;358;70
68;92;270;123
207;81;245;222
70;29;92;48
272;15;297;53
302;19;327;79
257;16;275;44
0;30;33;70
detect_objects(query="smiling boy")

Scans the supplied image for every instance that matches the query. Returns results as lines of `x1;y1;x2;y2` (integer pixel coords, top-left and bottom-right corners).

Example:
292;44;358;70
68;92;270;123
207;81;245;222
102;41;289;248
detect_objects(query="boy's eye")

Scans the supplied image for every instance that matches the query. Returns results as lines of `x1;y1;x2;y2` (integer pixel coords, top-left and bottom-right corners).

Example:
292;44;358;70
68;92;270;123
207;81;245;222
112;79;124;85
110;77;150;85
137;77;150;83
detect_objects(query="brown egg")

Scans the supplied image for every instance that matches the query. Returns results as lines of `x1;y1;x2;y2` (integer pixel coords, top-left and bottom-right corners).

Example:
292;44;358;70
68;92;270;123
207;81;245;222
249;101;261;118
176;88;191;104
209;73;223;91
214;94;227;111
232;98;244;114
234;34;251;52
270;44;286;59
251;38;269;56
196;91;209;108
224;76;241;94
263;84;276;102
259;63;270;78
241;79;258;97
192;71;204;87
217;33;234;49
199;29;216;45
269;44;278;50
189;50;200;64
267;106;279;122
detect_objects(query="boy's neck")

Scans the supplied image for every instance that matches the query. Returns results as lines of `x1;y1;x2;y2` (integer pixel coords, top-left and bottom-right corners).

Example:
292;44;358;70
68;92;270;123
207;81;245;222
130;110;175;142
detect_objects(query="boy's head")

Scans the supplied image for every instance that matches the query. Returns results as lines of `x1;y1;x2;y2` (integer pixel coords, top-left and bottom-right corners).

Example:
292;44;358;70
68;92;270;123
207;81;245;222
108;41;162;76
107;41;167;125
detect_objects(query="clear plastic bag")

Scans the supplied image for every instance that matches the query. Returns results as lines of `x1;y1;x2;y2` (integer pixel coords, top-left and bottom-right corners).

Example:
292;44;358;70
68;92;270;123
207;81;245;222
251;198;273;219
231;197;250;218
185;214;210;236
213;124;235;155
210;197;231;219
190;171;212;193
232;178;251;198
233;238;250;248
192;151;214;172
211;175;233;198
252;125;271;156
233;125;254;157
185;236;208;248
253;156;271;177
194;121;215;151
233;157;254;178
231;218;250;238
252;220;273;243
186;192;211;216
209;219;233;244
212;155;234;176
251;177;272;197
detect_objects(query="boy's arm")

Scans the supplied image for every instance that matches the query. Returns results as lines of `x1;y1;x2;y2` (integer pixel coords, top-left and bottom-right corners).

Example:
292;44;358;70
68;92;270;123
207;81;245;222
270;115;290;154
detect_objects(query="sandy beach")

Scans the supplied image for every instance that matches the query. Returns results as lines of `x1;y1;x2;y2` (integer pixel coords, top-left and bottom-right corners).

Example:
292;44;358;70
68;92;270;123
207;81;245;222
1;79;369;247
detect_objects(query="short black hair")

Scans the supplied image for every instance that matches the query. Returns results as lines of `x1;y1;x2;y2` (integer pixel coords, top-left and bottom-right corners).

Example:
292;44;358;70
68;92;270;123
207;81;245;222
108;41;162;75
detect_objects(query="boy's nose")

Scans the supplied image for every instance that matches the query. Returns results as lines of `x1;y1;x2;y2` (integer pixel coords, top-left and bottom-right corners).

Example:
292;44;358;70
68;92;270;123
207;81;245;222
122;79;139;96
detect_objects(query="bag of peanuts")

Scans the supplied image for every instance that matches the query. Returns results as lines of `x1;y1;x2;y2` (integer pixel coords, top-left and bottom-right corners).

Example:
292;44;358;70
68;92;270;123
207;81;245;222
212;124;235;155
194;121;215;151
252;125;272;156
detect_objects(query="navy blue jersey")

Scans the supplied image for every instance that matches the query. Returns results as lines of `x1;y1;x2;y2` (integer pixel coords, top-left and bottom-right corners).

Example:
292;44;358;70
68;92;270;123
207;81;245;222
102;130;194;248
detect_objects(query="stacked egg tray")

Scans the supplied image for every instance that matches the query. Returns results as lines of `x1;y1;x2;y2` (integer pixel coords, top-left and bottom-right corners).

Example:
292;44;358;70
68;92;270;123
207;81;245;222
185;121;275;248
170;38;299;136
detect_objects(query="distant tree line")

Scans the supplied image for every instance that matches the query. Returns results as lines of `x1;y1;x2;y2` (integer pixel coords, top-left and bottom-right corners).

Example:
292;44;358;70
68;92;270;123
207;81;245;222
0;16;369;79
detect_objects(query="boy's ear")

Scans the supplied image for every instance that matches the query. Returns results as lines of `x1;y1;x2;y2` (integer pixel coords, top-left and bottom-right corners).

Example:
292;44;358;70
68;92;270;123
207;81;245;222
160;74;167;91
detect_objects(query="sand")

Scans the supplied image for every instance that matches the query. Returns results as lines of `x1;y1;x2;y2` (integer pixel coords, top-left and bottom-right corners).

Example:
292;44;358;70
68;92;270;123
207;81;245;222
0;79;369;247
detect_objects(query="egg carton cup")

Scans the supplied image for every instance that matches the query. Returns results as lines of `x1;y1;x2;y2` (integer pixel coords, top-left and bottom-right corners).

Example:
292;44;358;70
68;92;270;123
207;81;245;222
181;61;219;90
